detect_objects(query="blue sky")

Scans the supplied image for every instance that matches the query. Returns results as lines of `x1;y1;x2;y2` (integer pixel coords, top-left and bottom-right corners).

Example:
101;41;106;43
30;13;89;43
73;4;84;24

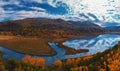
0;0;120;27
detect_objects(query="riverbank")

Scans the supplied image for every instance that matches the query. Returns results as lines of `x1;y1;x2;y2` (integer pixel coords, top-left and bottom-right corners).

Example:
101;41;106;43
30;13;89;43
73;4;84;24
58;42;89;55
53;33;102;55
0;34;120;66
0;35;88;56
0;36;56;56
0;33;102;56
0;33;108;56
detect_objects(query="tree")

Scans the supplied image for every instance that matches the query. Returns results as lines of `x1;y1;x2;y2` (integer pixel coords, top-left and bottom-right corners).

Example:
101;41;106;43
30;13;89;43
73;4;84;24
54;60;62;68
66;59;72;65
22;55;45;68
22;55;31;63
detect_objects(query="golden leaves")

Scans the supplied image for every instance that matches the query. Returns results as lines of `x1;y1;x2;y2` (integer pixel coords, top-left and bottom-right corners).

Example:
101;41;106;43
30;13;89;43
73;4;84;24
22;55;45;67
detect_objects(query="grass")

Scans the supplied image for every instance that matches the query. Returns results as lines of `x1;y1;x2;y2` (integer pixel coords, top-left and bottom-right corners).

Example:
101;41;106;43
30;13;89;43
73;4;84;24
0;36;56;56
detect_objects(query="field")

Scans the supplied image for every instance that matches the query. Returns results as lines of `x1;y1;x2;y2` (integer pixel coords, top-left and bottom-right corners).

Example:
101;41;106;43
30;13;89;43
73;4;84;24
0;36;56;56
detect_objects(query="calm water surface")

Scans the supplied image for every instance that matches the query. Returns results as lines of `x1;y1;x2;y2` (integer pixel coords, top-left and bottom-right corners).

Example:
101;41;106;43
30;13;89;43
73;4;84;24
0;34;120;65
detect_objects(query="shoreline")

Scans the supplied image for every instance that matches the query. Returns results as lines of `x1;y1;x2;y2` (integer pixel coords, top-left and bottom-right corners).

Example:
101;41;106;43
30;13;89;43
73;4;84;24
0;33;120;57
57;42;89;55
0;45;57;56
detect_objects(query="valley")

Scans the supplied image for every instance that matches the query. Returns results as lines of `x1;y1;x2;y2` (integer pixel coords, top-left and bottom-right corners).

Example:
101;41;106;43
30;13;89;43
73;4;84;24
0;18;108;56
0;18;119;56
0;0;119;70
0;18;120;71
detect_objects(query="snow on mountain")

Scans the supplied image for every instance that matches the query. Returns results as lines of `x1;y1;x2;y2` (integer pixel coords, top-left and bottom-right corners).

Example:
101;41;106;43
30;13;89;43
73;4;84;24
63;34;120;54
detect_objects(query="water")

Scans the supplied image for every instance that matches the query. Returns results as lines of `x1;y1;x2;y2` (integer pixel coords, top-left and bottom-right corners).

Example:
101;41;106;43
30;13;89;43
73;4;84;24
63;34;120;54
0;34;120;65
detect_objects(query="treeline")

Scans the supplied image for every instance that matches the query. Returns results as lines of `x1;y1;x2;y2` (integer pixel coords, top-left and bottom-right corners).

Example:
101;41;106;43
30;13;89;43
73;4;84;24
0;18;81;38
0;42;120;71
0;27;82;39
0;18;106;39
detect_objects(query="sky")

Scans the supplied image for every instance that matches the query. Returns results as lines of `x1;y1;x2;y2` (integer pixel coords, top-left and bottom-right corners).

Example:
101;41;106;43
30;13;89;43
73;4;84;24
0;0;120;27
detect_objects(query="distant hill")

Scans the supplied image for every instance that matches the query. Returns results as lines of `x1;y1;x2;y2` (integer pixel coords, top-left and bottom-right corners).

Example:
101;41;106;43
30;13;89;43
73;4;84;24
0;18;108;38
106;26;120;32
68;21;107;32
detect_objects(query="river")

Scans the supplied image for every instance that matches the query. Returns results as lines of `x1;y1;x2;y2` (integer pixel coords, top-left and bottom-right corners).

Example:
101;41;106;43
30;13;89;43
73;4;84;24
0;34;120;65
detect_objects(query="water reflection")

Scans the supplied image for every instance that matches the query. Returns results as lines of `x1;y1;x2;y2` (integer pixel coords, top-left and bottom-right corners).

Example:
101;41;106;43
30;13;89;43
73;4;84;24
0;34;120;65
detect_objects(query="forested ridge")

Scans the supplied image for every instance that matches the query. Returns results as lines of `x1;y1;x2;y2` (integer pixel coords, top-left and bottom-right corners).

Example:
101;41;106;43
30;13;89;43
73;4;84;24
0;18;107;39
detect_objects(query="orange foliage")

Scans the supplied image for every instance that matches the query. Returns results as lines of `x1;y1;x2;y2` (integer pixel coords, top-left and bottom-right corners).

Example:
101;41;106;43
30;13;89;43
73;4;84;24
83;54;93;61
75;58;81;63
54;60;62;68
107;47;120;71
22;55;31;63
66;58;81;67
71;66;88;71
66;59;72;65
22;55;45;67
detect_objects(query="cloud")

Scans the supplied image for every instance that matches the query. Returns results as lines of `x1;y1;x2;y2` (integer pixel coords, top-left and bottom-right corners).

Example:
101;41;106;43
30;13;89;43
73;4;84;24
0;8;5;14
30;7;46;11
0;0;120;26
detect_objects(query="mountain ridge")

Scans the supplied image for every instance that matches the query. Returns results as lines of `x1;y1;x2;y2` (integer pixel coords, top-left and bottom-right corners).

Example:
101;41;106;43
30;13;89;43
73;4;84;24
0;18;113;40
0;18;107;32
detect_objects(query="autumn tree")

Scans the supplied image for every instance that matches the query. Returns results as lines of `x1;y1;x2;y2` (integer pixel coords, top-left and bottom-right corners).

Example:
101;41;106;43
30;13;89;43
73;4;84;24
22;55;31;63
22;55;45;68
54;60;62;68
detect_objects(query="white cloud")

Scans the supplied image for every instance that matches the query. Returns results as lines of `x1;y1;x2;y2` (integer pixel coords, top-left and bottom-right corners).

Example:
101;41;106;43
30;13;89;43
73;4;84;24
0;8;5;14
0;0;20;6
61;0;119;22
0;0;120;26
30;7;46;11
31;0;61;7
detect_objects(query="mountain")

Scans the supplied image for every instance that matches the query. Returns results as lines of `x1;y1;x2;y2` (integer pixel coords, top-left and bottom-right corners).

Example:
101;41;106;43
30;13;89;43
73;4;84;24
0;18;106;31
0;18;107;38
106;26;120;32
68;21;107;32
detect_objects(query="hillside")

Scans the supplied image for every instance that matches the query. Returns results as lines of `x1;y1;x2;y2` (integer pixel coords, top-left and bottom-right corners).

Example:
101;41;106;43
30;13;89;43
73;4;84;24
68;42;120;71
68;21;107;32
0;18;107;40
106;26;120;32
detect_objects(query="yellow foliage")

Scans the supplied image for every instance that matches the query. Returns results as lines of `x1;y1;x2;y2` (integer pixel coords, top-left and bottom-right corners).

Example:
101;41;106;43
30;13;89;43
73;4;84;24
70;66;88;71
22;55;45;67
66;59;72;65
54;60;62;68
